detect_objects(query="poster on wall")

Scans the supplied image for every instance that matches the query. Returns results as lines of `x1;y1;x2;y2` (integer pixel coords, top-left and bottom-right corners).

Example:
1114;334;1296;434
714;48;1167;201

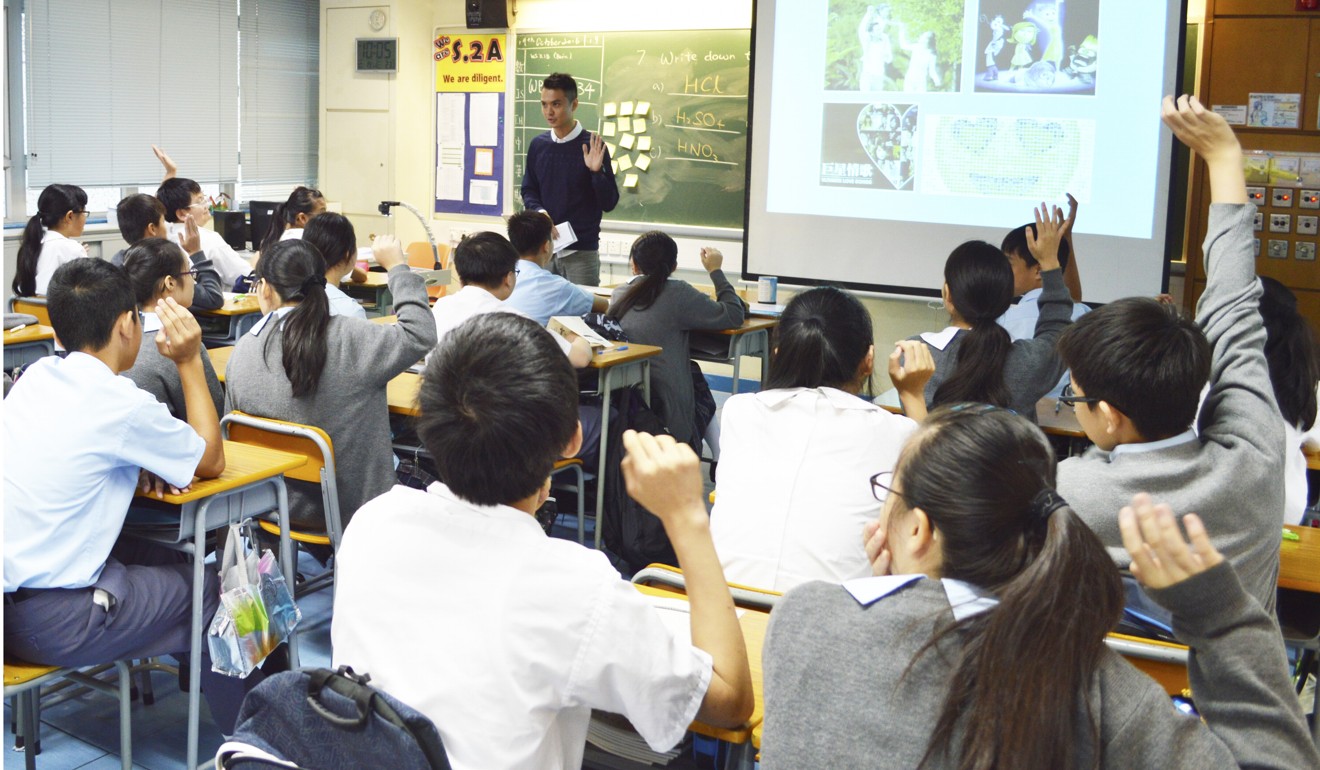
434;32;507;215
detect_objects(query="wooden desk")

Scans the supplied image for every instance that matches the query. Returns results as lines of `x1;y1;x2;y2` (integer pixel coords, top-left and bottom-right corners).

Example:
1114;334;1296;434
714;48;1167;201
193;293;262;347
692;318;778;395
342;272;392;316
207;345;235;382
3;324;56;371
388;371;422;417
8;296;51;326
1306;447;1320;472
1104;632;1189;696
1281;525;1320;594
1036;397;1087;439
126;440;304;769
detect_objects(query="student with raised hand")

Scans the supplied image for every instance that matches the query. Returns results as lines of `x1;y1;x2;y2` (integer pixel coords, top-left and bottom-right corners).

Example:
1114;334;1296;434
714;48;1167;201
609;232;745;449
332;313;752;770
504;209;607;325
709;287;934;591
158;177;252;289
761;405;1319;770
12;184;89;297
1257;276;1320;525
121;238;225;419
111;193;223;310
259;186;327;255
224;236;436;532
915;206;1072;417
302;212;369;320
1055;95;1285;614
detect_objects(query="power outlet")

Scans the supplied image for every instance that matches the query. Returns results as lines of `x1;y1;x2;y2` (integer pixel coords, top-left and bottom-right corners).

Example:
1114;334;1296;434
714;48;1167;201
1267;239;1290;259
1254;212;1264;232
1301;190;1320;210
1272;188;1295;208
1299;216;1319;236
1254;238;1261;257
1247;187;1266;206
1270;214;1292;234
1297;242;1317;261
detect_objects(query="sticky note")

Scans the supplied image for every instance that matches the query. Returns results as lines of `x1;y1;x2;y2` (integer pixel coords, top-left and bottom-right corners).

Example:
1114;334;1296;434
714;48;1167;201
611;160;619;174
618;154;633;171
620;133;636;150
605;142;618;156
602;122;616;137
636;136;652;152
632;118;648;134
636;154;652;171
604;102;618;117
624;173;639;189
620;101;635;117
635;102;650;117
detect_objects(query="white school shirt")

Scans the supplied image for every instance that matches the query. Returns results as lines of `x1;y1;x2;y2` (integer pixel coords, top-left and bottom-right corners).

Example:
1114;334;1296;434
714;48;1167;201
998;287;1091;397
32;230;90;295
280;228;303;242
331;482;712;770
325;283;367;320
166;222;252;289
3;353;204;591
429;284;571;359
709;387;918;592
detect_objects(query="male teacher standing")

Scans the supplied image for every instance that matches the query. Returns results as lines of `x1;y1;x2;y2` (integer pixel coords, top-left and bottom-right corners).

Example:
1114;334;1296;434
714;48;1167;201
521;72;619;286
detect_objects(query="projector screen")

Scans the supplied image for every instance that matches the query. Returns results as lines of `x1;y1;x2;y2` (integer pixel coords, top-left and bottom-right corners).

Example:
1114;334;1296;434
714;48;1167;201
744;0;1185;302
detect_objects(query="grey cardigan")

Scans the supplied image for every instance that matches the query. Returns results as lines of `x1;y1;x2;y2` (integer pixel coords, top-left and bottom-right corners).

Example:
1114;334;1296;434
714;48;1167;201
610;270;744;445
224;266;437;530
1058;204;1284;612
124;333;225;420
762;563;1319;769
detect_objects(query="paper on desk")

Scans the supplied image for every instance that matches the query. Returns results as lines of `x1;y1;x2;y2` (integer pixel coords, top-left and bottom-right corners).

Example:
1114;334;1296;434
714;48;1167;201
469;93;500;146
552;221;577;253
646;596;745;641
549;315;613;349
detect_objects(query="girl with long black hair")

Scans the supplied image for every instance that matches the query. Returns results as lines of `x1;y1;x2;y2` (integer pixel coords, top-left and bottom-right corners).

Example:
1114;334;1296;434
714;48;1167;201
13;184;89;296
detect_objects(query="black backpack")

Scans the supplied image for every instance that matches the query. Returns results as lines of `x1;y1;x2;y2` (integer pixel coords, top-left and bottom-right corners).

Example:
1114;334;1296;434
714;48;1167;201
601;386;680;575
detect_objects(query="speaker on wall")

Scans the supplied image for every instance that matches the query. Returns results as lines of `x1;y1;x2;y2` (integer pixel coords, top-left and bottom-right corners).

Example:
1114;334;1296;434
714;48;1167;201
466;0;508;28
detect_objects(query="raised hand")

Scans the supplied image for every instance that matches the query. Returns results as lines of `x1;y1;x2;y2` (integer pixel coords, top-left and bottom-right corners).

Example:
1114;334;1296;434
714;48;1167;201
153;145;178;181
371;234;406;271
1161;95;1240;164
888;339;934;393
699;247;724;273
154;297;203;365
1119;493;1224;590
1061;192;1079;238
583;132;606;173
178;213;202;255
1026;202;1065;271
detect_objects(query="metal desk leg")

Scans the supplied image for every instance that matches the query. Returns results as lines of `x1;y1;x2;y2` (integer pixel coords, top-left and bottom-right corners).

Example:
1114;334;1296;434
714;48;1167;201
642;360;651;405
186;500;210;770
595;366;615;549
754;329;769;392
728;335;743;396
273;477;300;668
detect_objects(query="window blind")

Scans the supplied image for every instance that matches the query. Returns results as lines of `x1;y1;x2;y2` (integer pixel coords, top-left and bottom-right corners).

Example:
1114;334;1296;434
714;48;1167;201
238;0;318;185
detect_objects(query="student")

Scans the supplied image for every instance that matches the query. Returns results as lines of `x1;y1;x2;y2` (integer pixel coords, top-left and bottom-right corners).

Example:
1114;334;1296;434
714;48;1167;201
762;404;1319;769
331;312;753;769
302;212;369;320
111;193;223;310
1055;96;1285;613
432;232;592;367
158;177;252;289
259;186;327;254
504;209;607;325
121;238;225;419
915;209;1071;417
3;259;265;734
224;237;436;531
12;184;89;297
608;232;745;448
1258;276;1320;525
709;287;934;591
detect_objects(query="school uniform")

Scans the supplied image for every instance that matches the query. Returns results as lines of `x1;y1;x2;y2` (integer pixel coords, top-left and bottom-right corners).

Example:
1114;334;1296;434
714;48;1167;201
998;287;1091;396
32;229;89;295
332;482;712;770
710;387;916;591
430;284;573;357
124;310;225;419
325;282;367;320
505;258;594;326
280;228;304;242
166;222;252;289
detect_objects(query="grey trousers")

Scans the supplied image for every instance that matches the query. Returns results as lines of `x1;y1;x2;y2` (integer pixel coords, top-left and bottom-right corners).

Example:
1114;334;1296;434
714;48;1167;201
552;249;602;286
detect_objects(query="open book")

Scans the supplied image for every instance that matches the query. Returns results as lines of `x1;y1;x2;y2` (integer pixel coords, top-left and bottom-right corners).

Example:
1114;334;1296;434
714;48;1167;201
548;315;614;350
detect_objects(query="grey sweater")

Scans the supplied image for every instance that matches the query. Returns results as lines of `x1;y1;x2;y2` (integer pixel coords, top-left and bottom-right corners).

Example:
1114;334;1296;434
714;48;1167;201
224;266;437;530
124;334;225;420
916;268;1073;418
1058;204;1284;612
610;270;744;445
112;248;225;311
762;564;1319;769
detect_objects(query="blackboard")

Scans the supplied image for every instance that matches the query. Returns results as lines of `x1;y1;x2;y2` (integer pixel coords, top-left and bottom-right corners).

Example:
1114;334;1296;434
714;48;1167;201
513;30;750;231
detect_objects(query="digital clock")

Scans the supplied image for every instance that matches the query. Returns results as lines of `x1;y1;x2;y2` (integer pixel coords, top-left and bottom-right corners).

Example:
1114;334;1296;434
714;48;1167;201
356;38;398;72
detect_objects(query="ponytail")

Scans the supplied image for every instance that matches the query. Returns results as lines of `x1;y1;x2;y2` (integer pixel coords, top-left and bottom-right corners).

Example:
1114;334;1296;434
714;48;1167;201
1259;276;1320;431
932;241;1014;409
608;230;677;318
13;184;88;296
255;240;331;397
260;186;325;255
765;286;873;392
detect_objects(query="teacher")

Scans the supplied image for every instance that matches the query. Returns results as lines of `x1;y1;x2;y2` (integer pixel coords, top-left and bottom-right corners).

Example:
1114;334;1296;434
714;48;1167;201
520;72;619;286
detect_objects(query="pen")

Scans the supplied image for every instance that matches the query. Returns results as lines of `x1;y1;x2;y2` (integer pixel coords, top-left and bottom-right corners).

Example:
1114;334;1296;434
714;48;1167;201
8;324;26;334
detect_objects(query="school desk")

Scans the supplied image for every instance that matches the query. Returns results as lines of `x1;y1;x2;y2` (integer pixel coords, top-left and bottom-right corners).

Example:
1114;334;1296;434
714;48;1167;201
124;440;304;770
3;324;56;371
692;317;779;395
7;296;51;326
1281;525;1320;595
1307;447;1320;472
342;269;452;317
193;293;262;347
208;345;234;382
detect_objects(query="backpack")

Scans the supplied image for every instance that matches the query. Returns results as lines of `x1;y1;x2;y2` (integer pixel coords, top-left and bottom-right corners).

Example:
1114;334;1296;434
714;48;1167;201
601;386;680;575
216;666;451;770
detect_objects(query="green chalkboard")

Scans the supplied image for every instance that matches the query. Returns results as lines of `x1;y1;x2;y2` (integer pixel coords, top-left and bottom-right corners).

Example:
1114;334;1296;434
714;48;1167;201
513;30;750;231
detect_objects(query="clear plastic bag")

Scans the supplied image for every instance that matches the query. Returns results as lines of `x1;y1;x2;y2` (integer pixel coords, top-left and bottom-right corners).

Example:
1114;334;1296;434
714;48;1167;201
207;523;301;677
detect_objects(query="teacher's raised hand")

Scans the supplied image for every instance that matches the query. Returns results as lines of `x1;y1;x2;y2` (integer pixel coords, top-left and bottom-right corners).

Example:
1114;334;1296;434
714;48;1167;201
583;132;606;173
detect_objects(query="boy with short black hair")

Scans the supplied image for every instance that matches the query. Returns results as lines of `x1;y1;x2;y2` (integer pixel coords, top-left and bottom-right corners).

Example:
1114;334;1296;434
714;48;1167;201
332;312;753;769
112;193;223;310
504;210;607;325
157;177;252;288
1056;95;1284;613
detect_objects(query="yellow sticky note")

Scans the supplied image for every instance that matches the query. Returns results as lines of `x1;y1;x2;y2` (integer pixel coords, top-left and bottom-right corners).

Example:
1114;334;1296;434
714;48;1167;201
618;154;633;171
605;142;618;156
632;118;648;134
624;173;639;189
602;122;616;137
636;154;652;171
620;101;635;117
635;102;651;117
611;160;619;174
604;102;618;117
620;133;636;150
637;136;652;152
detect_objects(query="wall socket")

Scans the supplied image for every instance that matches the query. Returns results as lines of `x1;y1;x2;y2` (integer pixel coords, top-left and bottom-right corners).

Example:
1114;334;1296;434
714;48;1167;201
1296;242;1317;262
1272;188;1295;207
1254;212;1264;232
1300;190;1320;209
1267;239;1289;259
1270;214;1292;234
1247;186;1266;206
1299;216;1319;236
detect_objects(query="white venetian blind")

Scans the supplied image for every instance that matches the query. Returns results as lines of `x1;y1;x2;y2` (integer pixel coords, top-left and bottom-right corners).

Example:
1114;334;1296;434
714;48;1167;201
24;0;239;187
239;0;318;185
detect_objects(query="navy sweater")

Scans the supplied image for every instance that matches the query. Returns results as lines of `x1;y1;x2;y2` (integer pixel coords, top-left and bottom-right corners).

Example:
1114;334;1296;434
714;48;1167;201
520;129;619;251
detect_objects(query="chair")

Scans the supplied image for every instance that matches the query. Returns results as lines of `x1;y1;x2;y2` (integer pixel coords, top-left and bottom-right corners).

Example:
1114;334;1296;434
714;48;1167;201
221;412;341;598
406;242;450;300
4;658;133;770
549;458;587;544
7;297;51;326
1104;633;1190;697
631;563;783;612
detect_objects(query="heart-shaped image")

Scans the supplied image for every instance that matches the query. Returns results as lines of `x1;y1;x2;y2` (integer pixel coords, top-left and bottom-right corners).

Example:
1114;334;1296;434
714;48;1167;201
856;103;919;191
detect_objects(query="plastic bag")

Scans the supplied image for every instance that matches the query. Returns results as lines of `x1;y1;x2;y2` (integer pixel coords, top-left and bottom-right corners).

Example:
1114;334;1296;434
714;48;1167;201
207;523;301;677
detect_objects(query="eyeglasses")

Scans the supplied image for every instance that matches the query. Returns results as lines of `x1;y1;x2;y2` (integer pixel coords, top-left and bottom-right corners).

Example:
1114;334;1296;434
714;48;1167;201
136;310;146;326
1056;383;1102;413
173;268;200;281
188;200;209;210
869;471;905;504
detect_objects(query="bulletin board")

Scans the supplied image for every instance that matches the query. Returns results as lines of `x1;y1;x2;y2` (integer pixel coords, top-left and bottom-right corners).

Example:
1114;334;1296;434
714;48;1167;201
434;31;508;216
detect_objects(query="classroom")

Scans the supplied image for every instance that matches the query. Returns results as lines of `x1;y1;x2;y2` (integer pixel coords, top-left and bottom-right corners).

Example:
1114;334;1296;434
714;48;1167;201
3;0;1320;768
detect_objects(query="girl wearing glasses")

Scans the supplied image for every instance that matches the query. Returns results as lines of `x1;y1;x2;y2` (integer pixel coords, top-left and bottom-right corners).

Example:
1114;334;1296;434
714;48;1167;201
760;404;1318;769
12;184;89;296
121;238;224;420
